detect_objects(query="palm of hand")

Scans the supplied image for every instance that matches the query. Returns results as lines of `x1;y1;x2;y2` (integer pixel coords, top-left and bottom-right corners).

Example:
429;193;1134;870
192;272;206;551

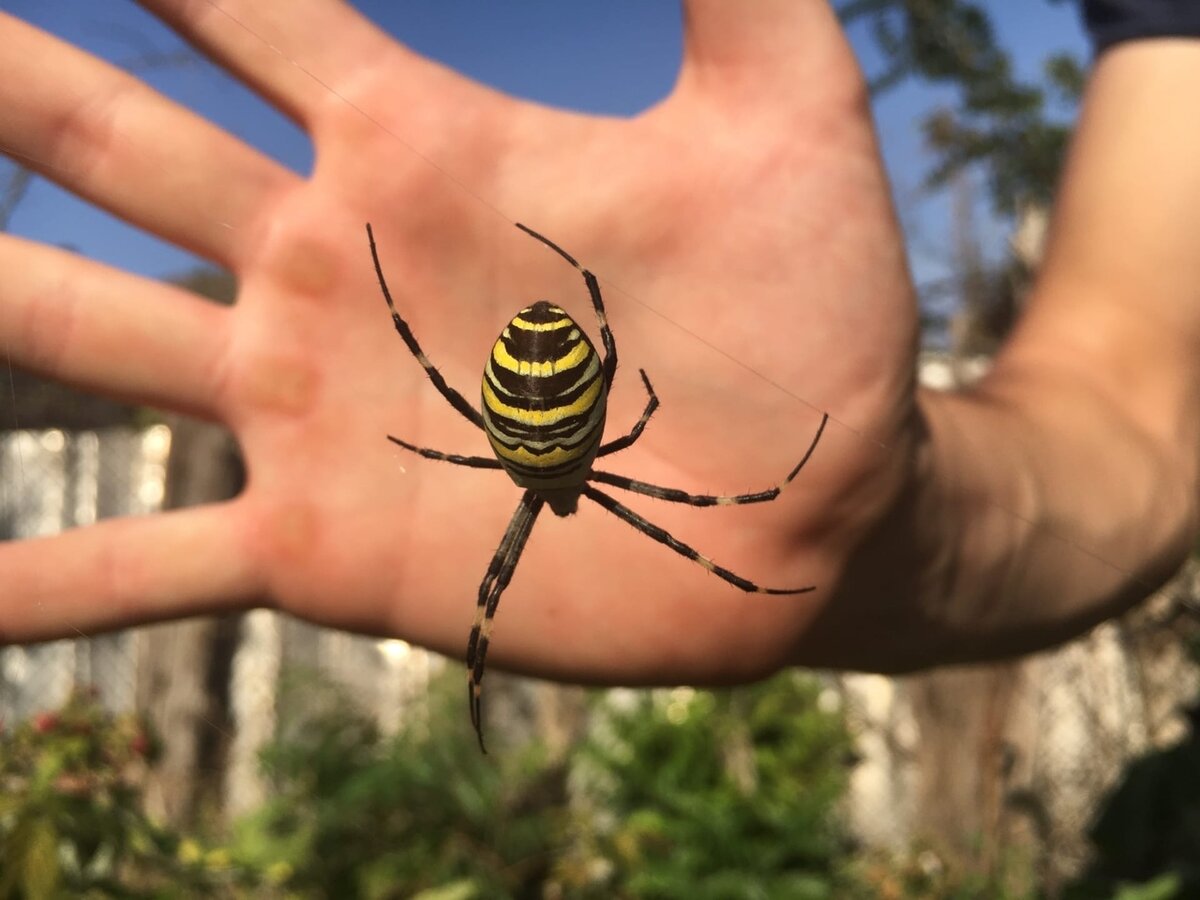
4;3;918;683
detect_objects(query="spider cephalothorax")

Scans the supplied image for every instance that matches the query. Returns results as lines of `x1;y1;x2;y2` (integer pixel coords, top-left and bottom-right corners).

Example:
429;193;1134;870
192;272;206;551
368;222;827;752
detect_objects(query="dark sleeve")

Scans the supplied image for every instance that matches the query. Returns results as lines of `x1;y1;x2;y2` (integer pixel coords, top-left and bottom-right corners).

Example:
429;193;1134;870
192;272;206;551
1084;1;1200;54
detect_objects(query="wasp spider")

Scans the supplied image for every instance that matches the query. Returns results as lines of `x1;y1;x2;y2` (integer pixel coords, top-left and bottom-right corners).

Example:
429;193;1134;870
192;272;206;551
368;223;828;752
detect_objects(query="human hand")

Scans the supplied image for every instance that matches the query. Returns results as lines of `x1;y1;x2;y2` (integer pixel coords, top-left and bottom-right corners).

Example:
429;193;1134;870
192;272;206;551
4;2;1193;689
0;0;918;682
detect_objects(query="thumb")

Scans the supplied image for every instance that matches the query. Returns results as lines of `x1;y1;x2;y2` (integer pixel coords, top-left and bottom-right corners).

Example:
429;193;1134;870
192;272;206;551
680;0;861;105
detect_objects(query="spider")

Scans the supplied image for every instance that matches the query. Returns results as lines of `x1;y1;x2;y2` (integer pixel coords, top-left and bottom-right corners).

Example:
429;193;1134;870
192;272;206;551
367;222;828;752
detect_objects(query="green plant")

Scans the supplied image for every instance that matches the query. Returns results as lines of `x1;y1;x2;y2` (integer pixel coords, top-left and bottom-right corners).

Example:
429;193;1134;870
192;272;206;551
230;671;567;899
556;673;861;899
0;688;253;899
1059;705;1200;900
849;842;1040;900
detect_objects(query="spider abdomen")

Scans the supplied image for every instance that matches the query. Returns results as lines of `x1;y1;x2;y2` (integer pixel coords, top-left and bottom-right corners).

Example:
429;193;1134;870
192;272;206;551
481;301;607;498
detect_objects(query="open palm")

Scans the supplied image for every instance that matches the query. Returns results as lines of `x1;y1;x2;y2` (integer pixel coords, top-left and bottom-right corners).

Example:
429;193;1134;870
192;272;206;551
0;1;921;683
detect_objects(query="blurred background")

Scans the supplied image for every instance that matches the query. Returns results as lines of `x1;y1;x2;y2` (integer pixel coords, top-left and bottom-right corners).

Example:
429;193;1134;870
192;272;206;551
2;2;1199;897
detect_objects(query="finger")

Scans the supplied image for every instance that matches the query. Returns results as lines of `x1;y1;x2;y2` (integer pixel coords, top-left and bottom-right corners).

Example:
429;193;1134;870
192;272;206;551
0;235;232;421
0;503;259;644
140;0;390;128
680;0;857;102
0;12;294;268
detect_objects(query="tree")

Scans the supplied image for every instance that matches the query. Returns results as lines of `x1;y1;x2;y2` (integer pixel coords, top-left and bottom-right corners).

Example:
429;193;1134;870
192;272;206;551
839;0;1083;215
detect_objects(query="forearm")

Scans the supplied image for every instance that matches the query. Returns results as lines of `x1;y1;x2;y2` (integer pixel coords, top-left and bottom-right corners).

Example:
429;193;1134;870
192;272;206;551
1012;39;1200;451
913;39;1200;664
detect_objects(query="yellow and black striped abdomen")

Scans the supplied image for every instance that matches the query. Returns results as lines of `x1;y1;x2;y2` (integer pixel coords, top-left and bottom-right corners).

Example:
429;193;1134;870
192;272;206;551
481;301;607;493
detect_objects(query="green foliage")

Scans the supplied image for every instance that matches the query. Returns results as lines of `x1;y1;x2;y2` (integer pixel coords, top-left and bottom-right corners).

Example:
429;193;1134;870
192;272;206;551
26;670;1135;899
0;671;866;898
1061;705;1200;900
556;674;860;898
229;670;867;899
0;689;250;899
839;0;1081;215
229;672;567;899
1059;642;1200;899
849;843;1038;900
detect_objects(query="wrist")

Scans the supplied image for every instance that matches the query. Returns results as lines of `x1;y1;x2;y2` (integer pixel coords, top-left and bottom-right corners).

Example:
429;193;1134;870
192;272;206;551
914;354;1197;663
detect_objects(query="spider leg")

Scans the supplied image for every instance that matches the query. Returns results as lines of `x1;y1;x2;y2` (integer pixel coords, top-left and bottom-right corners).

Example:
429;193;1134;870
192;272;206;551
367;224;486;430
598;369;659;457
466;490;545;753
515;223;618;390
582;485;815;595
387;435;502;469
591;413;829;505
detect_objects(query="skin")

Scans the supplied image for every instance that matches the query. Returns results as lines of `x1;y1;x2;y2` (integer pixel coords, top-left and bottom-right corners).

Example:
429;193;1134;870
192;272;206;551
0;2;1196;685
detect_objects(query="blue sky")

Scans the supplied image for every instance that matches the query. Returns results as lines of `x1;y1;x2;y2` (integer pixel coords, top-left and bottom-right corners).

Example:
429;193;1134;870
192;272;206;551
4;1;1089;305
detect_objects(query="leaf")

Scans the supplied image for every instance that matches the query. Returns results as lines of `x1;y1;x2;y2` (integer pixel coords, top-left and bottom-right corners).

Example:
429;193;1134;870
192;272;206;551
21;816;61;900
410;879;479;900
1112;873;1183;900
